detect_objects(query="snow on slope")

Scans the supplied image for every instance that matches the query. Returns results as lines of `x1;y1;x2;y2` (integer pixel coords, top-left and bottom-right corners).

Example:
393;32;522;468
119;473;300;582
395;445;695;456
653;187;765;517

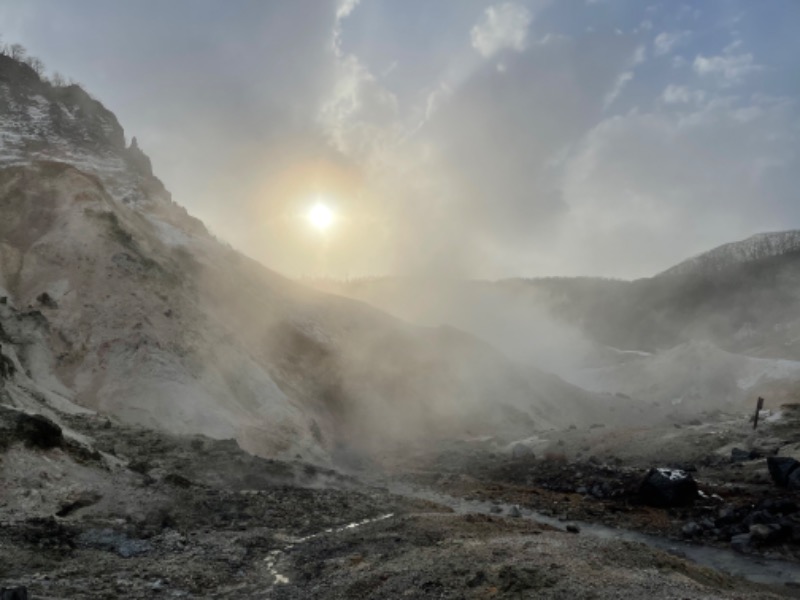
658;231;800;279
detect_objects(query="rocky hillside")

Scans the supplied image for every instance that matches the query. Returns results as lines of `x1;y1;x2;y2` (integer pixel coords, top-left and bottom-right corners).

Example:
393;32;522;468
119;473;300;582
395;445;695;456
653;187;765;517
0;53;621;464
659;231;800;279
505;233;800;357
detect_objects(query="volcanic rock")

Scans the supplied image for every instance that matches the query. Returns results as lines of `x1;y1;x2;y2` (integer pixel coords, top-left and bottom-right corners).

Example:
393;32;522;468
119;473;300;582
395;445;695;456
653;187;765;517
766;456;800;488
15;413;63;449
749;524;785;544
639;468;698;508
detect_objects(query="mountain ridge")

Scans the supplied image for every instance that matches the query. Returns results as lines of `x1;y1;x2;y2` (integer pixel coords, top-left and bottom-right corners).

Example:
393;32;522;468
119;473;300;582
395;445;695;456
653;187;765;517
656;230;800;280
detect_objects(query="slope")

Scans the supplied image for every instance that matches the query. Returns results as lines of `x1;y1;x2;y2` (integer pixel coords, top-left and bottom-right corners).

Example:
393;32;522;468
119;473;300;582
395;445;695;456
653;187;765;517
0;52;612;463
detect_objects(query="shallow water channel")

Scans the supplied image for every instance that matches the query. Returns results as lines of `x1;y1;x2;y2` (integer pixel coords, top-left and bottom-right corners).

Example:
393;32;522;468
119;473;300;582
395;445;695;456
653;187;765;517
389;482;800;589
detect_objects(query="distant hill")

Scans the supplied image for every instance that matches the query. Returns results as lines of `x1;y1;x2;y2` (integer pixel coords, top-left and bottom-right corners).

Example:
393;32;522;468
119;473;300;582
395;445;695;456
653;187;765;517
504;233;800;357
321;234;800;360
658;231;800;279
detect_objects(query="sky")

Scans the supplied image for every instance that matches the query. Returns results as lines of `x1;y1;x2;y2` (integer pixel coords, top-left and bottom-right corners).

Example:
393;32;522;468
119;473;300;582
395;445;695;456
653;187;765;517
1;0;799;279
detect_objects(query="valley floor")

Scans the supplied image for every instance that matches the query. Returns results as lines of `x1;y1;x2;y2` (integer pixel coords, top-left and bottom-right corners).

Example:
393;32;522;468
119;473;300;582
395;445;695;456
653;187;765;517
2;406;800;599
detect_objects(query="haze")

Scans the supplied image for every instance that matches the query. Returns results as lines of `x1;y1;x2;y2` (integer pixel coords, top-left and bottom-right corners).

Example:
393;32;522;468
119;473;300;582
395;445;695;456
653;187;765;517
3;0;800;279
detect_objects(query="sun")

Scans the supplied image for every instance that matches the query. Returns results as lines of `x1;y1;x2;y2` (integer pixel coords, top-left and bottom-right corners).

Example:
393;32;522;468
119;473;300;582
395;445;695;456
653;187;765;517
307;201;335;232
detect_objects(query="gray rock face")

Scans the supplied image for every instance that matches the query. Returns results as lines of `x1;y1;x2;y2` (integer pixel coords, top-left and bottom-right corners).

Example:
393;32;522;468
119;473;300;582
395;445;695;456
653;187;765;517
0;55;126;152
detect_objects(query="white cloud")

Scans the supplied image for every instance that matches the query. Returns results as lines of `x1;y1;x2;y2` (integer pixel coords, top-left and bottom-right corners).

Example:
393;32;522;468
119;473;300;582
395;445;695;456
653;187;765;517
632;45;647;65
603;71;633;109
662;84;690;104
332;0;362;56
314;1;797;278
336;0;361;20
558;93;797;276
319;55;399;162
693;49;760;85
661;84;705;105
653;31;688;56
602;46;644;110
425;83;452;120
470;3;532;58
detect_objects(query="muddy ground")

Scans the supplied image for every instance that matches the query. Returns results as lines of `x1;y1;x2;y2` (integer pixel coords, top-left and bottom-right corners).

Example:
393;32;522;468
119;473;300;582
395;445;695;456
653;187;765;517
2;405;800;598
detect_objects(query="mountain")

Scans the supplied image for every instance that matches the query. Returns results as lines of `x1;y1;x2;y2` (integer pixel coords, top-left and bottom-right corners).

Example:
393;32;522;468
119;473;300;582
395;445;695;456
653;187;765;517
318;232;800;412
496;232;800;358
658;231;800;279
0;54;623;464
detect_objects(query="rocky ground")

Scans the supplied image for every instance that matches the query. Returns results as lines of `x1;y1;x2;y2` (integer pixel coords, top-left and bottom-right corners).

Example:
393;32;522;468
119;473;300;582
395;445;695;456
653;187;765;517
376;405;800;592
2;403;800;598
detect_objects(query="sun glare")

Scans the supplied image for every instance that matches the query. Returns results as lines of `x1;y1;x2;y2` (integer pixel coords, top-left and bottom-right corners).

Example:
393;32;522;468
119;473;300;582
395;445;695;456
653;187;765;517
307;201;335;232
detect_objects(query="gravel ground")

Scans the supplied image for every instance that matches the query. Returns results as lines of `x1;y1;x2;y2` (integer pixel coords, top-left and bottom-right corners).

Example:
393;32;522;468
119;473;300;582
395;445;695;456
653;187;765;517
1;407;797;598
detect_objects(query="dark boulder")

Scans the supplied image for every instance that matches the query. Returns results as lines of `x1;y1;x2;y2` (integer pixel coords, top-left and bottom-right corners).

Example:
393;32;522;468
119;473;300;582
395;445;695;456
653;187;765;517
767;456;800;488
0;588;28;600
36;292;58;309
757;498;798;514
788;468;800;491
15;413;63;449
639;468;698;508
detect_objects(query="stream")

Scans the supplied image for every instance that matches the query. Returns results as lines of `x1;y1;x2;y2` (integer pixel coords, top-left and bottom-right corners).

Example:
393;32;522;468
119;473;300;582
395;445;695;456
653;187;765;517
389;482;800;589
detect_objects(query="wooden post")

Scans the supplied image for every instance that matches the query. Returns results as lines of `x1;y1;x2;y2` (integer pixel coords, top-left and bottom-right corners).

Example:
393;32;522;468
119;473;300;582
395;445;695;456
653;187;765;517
753;397;765;430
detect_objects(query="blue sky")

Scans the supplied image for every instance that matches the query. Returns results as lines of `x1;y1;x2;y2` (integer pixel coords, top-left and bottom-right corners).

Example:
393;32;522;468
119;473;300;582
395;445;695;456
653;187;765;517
1;0;799;278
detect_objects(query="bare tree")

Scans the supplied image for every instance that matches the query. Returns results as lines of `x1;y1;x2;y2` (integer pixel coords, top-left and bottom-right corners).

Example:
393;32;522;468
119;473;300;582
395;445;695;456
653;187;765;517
28;56;44;76
51;71;66;87
9;43;26;61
